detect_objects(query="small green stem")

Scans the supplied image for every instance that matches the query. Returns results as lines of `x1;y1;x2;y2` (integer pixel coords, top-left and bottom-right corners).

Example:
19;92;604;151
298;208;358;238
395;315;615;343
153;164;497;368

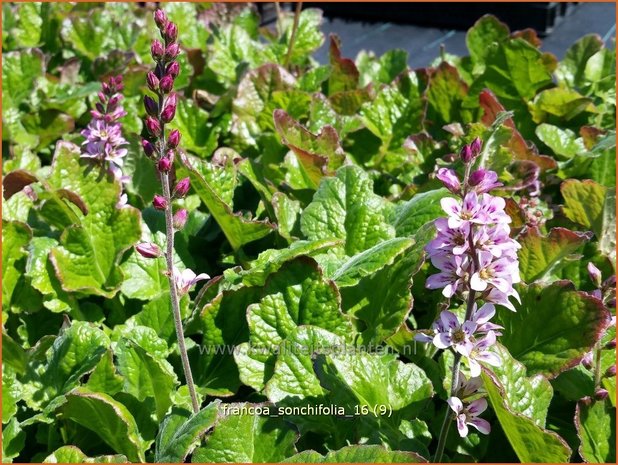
593;343;603;388
283;2;302;69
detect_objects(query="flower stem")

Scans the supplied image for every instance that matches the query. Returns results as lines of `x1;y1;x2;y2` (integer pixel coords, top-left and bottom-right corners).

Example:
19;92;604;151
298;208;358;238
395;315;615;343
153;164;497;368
161;173;200;414
284;1;302;69
593;343;603;388
156;84;200;414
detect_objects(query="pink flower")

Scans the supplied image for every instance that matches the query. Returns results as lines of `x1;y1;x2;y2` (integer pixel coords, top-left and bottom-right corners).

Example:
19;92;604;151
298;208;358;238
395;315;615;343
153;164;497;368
436;168;461;194
153;195;167;210
470;251;520;294
447;397;491;437
479;194;511;224
426;253;471;298
173;267;210;295
441;192;486;229
427;218;470;256
468;169;503;194
455;372;483;399
469;303;503;335
432;310;477;356
173;208;188;230
465;330;500;377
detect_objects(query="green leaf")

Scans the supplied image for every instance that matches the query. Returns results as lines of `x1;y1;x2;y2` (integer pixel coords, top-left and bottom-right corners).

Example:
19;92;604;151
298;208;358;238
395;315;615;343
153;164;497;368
238;258;351;390
86;350;124;396
482;370;571;462
192;405;298;462
11;3;43;48
599;189;616;266
518;227;590;282
114;326;178;421
29;321;109;409
43;445;127;463
498;281;612;377
315;351;433;420
489;344;553;426
530;87;596;123
556;34;603;88
561;179;607;238
276;8;324;66
178;153;274;251
536;123;586;159
575;399;616;463
301;165;394;255
2;49;44;109
163;3;208;50
274;109;345;188
2;417;25;463
2;370;20;423
356;49;408;87
154;402;220;463
340;223;434;345
466;15;509;70
2;220;31;307
425;62;469;126
60;10;112;60
48;142;141;297
283;445;427;463
392;189;449;237
59;388;146;462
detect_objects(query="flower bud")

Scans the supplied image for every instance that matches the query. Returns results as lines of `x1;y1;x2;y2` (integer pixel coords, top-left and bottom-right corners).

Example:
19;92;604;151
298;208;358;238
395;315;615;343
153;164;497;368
167;129;181;148
95;102;105;114
470;137;483;157
166;61;180;79
157;156;172;173
606;339;617;350
173;177;190;198
164;43;180;60
142;139;155;158
594;388;609;401
161;93;177;123
145;116;162;137
460;144;473;163
101;82;110;94
144;95;159;117
173;208;188;230
151;40;165;61
147;72;159;92
160;75;174;94
136;242;161;259
164;22;178;43
98;91;107;103
436;168;461;194
468;168;503;194
605;365;616;378
153;195;168;210
154;9;167;29
588;262;603;288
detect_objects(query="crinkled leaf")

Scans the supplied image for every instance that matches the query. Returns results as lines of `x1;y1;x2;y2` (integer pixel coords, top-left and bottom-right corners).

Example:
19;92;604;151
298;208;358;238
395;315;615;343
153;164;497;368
425;62;468;126
536;123;586;159
482;370;571;462
575;399;616;463
167;99;218;156
2;48;44;109
356;49;408;87
179;152;274;251
59;388;146;462
556;34;604;88
276;8;324;66
531;87;596;123
466;15;509;70
498;281;612;378
301;165;394;255
192;405;298;462
561;179;607;238
599;189;616;265
163;3;208;50
392;189;449;237
518;227;591;282
154;402;220;463
48;142;141;297
2;370;20;423
2;417;25;463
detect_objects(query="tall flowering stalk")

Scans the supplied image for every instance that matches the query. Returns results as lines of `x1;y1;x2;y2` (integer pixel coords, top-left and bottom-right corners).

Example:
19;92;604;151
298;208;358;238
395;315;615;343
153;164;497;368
135;9;208;414
415;138;521;460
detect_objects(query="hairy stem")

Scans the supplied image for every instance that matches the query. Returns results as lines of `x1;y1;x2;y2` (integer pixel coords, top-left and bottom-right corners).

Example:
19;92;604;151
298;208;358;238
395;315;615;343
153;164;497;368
593;343;603;388
157;87;200;414
284;1;302;69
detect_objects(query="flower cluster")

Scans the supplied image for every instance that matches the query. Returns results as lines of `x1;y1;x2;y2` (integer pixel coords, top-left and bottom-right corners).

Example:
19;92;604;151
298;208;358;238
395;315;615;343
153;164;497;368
417;138;522;440
81;76;128;181
134;9;208;296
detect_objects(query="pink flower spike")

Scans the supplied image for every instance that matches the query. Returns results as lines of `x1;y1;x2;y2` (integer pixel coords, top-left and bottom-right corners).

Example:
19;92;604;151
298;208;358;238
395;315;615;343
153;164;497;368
136;242;161;259
173;266;210;295
436;168;461;194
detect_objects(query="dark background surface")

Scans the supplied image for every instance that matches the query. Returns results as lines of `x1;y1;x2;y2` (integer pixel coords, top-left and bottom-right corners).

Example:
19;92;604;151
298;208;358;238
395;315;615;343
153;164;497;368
306;2;616;67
